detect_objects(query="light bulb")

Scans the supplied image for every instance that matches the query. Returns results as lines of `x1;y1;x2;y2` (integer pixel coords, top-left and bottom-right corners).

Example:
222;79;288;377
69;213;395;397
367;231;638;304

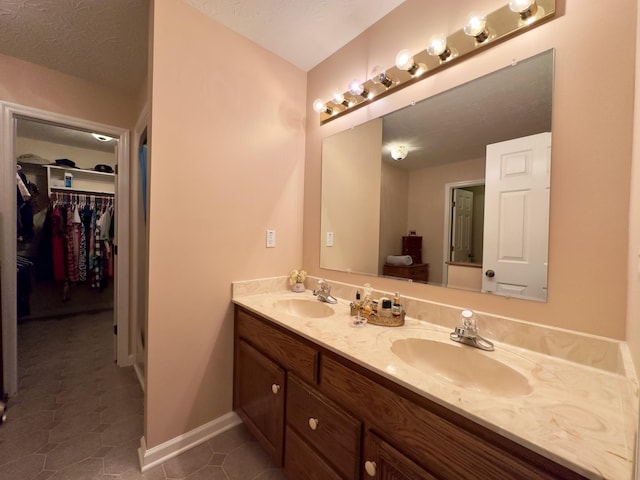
313;98;330;114
370;66;393;88
332;90;348;107
509;0;535;13
348;79;368;98
427;33;452;61
464;12;488;41
395;49;414;71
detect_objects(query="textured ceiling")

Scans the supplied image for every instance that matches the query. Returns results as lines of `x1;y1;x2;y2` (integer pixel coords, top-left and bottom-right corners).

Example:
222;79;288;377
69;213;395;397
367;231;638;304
0;0;149;93
18;119;117;154
185;0;406;71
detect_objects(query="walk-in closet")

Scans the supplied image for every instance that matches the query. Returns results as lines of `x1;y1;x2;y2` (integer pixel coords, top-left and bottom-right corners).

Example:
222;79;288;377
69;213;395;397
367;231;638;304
16;118;117;322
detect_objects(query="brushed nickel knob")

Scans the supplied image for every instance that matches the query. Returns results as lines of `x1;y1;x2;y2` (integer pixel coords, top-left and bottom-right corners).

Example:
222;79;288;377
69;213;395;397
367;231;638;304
485;269;495;278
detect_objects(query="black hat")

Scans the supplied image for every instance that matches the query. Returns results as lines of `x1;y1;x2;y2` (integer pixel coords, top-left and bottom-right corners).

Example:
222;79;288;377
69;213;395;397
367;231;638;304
94;164;114;173
55;158;76;168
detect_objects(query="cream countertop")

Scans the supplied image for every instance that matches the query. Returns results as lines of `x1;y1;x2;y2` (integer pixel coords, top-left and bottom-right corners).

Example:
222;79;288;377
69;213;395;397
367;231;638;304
232;277;638;480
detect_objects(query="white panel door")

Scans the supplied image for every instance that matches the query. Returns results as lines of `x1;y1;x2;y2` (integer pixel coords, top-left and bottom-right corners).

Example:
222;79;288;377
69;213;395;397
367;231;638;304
452;188;474;262
482;132;551;301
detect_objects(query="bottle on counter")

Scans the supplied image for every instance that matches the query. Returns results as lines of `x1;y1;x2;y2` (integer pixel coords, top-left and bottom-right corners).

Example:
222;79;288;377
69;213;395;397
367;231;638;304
392;292;402;318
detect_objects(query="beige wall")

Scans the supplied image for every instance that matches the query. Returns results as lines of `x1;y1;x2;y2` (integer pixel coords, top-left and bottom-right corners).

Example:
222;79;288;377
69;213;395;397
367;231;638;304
304;0;635;339
627;2;640;377
0;52;136;129
321;119;382;275
146;0;306;447
408;157;485;285
379;162;409;273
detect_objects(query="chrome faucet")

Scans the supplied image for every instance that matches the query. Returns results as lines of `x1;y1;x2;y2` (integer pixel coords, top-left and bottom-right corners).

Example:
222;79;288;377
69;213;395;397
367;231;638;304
449;309;494;351
313;279;338;304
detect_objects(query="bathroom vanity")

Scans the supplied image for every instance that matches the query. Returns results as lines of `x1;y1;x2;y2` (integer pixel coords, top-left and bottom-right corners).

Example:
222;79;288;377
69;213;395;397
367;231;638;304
232;279;637;480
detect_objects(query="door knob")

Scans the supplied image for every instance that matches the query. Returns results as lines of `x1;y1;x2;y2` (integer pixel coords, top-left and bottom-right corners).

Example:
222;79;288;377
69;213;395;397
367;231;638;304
485;269;495;278
271;384;280;394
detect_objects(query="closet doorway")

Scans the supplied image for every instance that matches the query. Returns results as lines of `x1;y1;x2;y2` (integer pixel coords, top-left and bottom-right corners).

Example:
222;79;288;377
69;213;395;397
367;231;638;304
1;102;131;396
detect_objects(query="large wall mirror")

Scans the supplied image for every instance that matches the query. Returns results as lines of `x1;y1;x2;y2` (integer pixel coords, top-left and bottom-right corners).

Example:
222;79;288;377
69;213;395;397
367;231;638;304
321;49;554;302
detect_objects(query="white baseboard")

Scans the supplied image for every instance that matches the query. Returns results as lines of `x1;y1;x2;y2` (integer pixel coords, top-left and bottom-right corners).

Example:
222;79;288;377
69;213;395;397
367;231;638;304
133;363;145;393
138;411;242;472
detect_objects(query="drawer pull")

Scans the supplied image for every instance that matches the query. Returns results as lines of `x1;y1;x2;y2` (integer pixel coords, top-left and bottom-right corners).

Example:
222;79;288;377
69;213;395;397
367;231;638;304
364;460;377;477
308;417;319;431
271;384;281;394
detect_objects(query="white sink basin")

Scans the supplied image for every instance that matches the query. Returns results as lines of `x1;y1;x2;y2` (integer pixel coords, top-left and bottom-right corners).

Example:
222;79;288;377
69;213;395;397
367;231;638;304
391;338;532;398
273;299;335;318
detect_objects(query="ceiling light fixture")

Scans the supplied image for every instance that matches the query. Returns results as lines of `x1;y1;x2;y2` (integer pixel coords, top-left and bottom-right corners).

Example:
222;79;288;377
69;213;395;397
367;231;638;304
390;145;408;161
92;133;114;142
464;12;489;43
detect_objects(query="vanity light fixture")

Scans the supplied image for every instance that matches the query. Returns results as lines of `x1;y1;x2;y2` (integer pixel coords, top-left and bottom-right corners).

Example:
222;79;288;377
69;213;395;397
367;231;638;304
313;98;334;115
348;79;370;99
395;49;425;76
464;12;489;43
313;0;555;124
390;145;408;161
427;34;452;62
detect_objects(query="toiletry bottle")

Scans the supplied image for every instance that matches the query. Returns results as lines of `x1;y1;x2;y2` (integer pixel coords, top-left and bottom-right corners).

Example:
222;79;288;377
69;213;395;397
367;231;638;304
392;292;401;317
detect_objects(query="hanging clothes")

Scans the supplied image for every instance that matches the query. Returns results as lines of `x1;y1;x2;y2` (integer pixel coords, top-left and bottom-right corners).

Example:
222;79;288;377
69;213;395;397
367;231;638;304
43;193;114;290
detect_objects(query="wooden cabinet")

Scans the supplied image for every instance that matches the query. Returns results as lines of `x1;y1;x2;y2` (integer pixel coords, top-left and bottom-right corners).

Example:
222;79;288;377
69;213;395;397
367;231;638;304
233;306;586;480
234;339;285;463
382;263;429;283
363;431;438;480
234;307;320;466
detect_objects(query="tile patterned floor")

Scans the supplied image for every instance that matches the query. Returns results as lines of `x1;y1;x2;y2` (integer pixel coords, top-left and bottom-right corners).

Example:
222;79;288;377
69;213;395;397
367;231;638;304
1;310;285;480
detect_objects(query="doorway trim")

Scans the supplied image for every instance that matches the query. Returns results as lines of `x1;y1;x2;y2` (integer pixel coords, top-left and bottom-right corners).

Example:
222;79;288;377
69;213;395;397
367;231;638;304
442;178;484;288
1;101;131;396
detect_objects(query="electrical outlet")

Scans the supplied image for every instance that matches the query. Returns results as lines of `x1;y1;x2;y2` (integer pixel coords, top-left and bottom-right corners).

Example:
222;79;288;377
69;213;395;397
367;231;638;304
326;231;334;246
266;229;276;248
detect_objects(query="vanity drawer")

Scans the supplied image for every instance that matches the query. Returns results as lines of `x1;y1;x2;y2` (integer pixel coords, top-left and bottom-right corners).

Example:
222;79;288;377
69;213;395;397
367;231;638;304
236;307;318;384
284;425;343;480
286;374;361;480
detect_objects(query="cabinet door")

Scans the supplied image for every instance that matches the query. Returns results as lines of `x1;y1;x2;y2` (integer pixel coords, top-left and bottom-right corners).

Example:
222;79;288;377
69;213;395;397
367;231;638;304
235;339;285;465
363;432;438;480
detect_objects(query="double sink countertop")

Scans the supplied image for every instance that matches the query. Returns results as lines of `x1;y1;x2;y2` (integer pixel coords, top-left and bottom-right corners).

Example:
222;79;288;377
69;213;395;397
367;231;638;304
232;277;638;480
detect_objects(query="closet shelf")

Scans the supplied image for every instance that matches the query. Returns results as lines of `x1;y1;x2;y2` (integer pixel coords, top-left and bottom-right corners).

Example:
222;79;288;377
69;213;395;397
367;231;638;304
45;165;115;196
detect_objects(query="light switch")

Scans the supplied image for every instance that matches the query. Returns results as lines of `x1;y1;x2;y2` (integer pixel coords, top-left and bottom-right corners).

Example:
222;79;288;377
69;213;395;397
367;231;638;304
326;232;334;247
266;229;276;248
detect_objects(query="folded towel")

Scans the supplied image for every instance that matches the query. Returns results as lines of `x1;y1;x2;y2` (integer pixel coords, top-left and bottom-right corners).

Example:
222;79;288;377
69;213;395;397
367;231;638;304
386;255;413;266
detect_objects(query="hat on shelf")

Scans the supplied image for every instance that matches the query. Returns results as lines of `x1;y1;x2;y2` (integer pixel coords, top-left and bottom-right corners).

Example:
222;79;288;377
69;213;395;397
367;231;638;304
54;158;76;168
94;164;114;173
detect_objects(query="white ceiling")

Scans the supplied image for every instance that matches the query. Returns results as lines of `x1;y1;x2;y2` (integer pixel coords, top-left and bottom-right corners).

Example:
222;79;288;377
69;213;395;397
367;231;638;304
186;0;406;71
0;0;149;93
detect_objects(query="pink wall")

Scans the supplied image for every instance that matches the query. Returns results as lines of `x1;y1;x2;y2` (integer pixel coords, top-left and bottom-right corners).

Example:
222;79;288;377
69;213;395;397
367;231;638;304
305;0;635;339
0;52;136;129
147;0;306;447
